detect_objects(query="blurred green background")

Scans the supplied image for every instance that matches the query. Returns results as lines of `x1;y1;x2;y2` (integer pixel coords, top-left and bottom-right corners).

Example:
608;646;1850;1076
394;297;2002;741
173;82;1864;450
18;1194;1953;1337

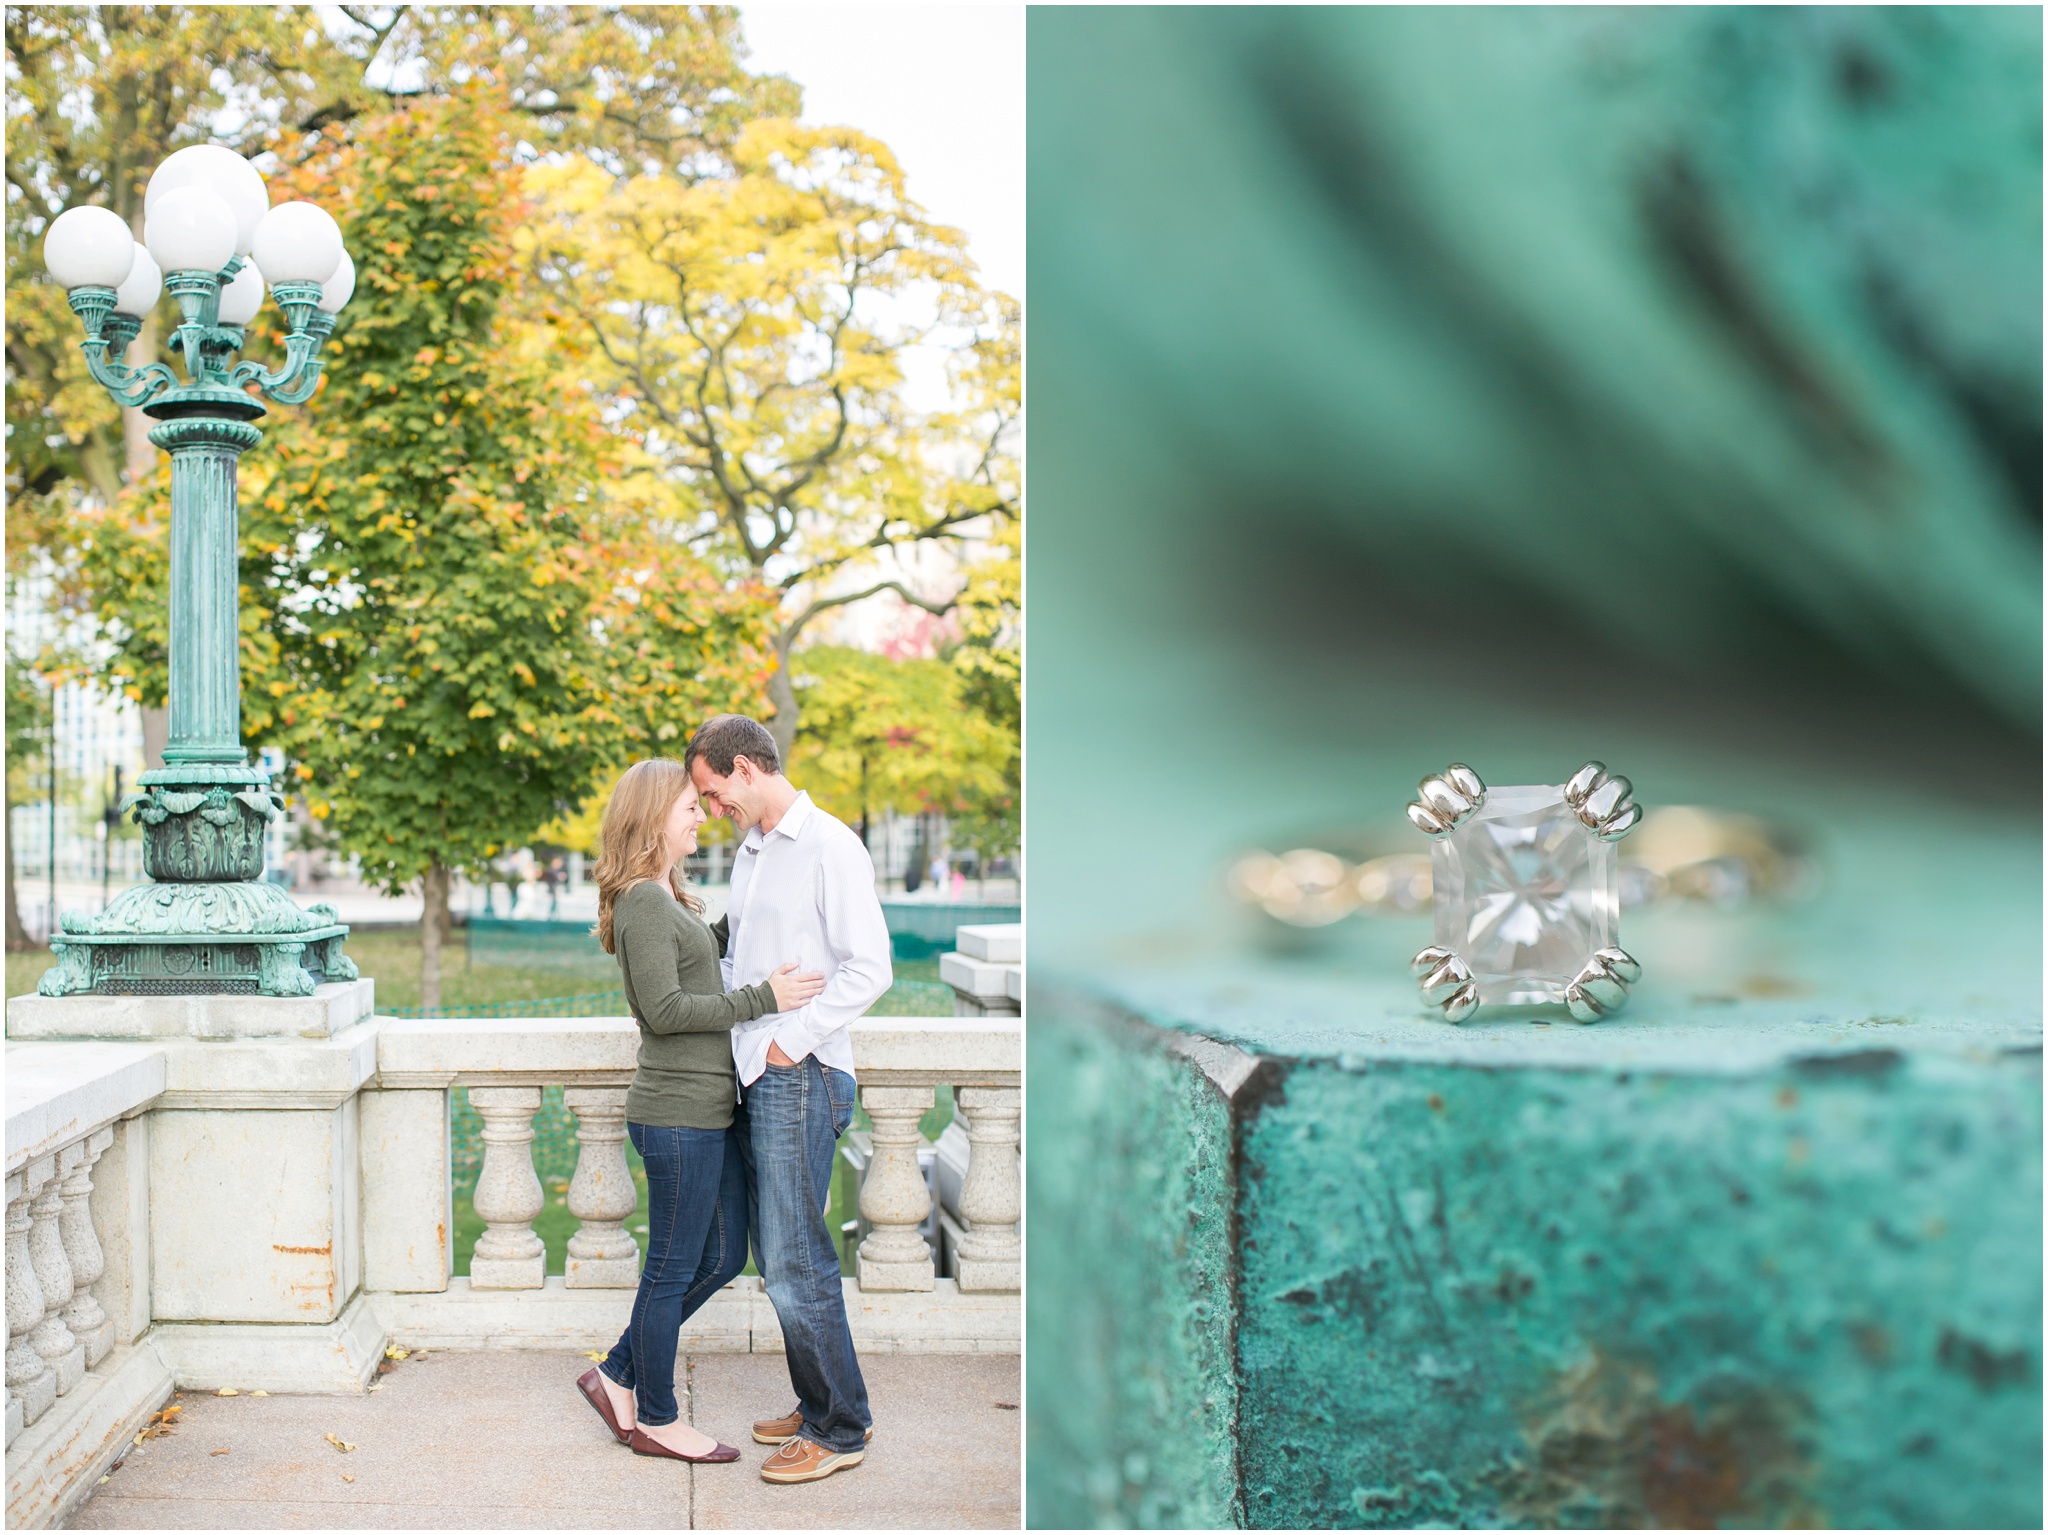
1024;6;2040;1528
1026;3;2039;970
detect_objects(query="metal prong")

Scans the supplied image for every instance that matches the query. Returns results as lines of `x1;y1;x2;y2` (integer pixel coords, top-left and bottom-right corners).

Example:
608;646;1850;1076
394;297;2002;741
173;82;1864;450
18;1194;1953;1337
1411;945;1455;980
1564;762;1606;807
1593;947;1642;984
1576;970;1629;1011
1419;954;1473;1006
1565;983;1608;1023
1583;774;1631;824
1442;983;1480;1023
1407;801;1450;837
1418;775;1474;822
1445;764;1485;803
1598;802;1643;841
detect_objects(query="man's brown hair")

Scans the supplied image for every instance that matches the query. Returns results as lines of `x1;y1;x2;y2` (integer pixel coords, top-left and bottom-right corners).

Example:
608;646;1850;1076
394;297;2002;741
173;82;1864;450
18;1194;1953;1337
684;713;781;777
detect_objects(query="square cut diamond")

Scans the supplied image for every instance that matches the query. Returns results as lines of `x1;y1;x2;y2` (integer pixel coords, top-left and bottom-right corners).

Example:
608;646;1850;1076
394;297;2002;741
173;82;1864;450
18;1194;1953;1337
1432;784;1618;1006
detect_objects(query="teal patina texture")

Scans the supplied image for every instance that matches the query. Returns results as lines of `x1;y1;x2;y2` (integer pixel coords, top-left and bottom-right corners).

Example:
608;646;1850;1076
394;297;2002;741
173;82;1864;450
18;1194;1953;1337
1027;996;1248;1528
1238;1046;2040;1529
1032;981;2042;1529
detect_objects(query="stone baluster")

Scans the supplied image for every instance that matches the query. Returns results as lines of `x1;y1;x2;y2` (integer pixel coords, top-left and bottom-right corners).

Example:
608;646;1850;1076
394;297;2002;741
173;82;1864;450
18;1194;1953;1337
563;1088;639;1287
952;1086;1022;1291
27;1146;86;1396
856;1086;936;1291
5;1167;53;1434
467;1087;545;1289
59;1127;116;1366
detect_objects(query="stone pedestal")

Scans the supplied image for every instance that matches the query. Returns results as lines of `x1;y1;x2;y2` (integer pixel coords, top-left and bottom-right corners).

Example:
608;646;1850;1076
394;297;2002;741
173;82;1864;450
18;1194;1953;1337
563;1088;639;1287
6;978;373;1040
857;1085;937;1291
468;1087;545;1290
951;1087;1022;1292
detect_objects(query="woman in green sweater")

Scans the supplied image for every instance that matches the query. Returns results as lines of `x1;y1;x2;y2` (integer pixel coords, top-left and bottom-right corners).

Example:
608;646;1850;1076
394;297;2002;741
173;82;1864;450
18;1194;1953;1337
575;758;824;1464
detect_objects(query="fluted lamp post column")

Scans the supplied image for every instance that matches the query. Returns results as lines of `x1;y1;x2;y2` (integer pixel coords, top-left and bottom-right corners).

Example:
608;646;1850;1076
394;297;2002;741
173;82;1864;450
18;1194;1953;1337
37;145;359;998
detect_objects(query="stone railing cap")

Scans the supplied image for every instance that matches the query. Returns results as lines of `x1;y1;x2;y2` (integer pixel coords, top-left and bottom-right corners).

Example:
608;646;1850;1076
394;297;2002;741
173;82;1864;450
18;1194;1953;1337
6;1040;166;1173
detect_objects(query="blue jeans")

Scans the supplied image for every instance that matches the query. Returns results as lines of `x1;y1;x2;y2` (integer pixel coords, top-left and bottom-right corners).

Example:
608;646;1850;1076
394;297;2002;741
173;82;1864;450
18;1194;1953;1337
600;1122;748;1427
737;1055;871;1453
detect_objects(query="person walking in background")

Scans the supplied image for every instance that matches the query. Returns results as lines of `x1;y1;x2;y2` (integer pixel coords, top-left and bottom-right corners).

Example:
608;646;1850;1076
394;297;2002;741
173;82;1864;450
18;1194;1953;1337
686;714;894;1485
575;758;825;1465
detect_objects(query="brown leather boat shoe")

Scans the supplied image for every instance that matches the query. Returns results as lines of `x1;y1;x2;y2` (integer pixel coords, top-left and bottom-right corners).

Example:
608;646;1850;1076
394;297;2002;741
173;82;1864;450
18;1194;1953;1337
576;1367;631;1445
630;1427;741;1463
760;1434;864;1484
753;1405;874;1446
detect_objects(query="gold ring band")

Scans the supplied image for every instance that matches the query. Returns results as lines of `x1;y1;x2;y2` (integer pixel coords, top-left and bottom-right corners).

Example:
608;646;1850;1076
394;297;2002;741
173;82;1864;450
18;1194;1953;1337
1228;806;1817;929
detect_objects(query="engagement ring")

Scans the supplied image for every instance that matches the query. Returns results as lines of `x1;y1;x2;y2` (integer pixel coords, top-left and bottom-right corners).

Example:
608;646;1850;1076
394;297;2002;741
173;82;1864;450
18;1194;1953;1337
1406;762;1639;1024
1227;767;1814;1025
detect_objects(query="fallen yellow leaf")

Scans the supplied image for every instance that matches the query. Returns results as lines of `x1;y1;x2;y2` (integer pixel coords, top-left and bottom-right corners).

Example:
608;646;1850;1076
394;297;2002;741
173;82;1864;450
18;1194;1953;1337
366;1382;382;1393
341;1474;356;1483
324;1432;357;1453
583;1350;606;1362
383;1344;410;1361
250;1390;269;1398
217;1387;238;1397
210;1448;229;1457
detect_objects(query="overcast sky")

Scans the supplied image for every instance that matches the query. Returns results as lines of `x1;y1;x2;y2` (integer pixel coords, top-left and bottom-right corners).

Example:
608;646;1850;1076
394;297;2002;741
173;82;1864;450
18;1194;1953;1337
735;4;1024;299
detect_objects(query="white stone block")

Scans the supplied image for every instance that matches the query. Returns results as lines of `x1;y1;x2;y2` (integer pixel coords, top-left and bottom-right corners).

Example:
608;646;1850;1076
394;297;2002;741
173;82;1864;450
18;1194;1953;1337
87;1115;151;1348
6;979;374;1042
369;1275;752;1355
1006;966;1023;1004
955;923;1022;963
3;1339;174;1531
759;1279;1020;1355
360;1088;449;1293
151;1291;385;1393
151;1018;380;1109
939;952;1018;1005
149;1104;355;1323
373;1016;639;1087
3;1043;165;1175
845;1017;1022;1088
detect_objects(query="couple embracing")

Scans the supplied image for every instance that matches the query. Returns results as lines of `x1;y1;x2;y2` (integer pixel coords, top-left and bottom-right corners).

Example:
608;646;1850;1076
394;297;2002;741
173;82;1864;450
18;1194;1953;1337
574;713;890;1484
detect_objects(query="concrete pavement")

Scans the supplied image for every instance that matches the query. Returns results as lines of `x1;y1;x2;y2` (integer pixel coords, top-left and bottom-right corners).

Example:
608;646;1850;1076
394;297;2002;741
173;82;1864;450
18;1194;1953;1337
66;1350;1020;1530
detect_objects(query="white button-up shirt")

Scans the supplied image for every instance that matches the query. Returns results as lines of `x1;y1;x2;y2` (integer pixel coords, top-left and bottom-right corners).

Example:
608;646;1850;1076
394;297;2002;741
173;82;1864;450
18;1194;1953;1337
721;791;892;1087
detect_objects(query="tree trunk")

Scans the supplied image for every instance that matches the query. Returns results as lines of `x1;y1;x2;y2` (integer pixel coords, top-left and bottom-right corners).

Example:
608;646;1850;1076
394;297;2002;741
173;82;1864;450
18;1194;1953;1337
766;638;800;763
421;860;450;1015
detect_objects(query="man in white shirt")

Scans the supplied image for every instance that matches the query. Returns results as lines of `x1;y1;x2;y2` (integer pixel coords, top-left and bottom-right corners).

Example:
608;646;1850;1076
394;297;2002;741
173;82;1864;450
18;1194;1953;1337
686;714;891;1485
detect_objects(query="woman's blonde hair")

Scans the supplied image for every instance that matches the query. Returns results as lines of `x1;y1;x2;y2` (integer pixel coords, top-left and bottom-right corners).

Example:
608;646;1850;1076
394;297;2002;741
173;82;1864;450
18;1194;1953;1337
593;758;704;954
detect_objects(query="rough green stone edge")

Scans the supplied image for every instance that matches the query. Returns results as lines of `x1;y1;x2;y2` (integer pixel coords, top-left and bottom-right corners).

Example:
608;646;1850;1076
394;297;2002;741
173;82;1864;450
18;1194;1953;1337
1028;985;1260;1528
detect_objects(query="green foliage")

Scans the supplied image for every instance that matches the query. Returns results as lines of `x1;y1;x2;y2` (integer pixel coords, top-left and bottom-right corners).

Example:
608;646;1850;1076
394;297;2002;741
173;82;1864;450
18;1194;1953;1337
788;645;1013;845
80;92;774;892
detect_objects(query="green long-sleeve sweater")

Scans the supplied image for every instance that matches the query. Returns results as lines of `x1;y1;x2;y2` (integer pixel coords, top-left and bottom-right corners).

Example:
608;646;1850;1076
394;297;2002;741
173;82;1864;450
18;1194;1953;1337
613;878;777;1128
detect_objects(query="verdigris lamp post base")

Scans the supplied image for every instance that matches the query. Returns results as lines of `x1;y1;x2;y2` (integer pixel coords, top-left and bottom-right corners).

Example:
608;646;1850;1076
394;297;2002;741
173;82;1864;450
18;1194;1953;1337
1028;976;2043;1530
31;309;354;1002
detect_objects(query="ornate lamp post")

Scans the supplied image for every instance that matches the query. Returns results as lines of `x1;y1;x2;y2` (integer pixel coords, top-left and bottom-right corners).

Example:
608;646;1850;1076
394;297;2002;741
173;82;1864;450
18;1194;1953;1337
37;145;358;998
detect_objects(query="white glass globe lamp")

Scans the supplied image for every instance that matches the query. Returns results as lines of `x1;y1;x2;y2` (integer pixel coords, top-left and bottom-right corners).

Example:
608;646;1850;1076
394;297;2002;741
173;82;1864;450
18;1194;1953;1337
145;145;270;256
217;262;266;326
44;205;137;290
145;187;238;275
112;243;163;317
317;249;356;314
250;202;344;285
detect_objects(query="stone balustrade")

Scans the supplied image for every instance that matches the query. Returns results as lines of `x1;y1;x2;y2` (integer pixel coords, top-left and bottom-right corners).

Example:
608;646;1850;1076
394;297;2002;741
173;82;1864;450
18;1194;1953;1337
3;998;1020;1528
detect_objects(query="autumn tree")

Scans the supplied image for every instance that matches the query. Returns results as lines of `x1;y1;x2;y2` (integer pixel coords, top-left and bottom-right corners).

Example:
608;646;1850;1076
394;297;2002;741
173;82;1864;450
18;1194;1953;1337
787;646;1013;847
522;125;1022;757
81;92;773;1007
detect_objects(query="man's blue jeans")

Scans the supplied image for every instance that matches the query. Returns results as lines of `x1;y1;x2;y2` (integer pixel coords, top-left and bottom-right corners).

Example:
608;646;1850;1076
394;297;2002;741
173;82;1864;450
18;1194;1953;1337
737;1055;871;1453
599;1122;748;1427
